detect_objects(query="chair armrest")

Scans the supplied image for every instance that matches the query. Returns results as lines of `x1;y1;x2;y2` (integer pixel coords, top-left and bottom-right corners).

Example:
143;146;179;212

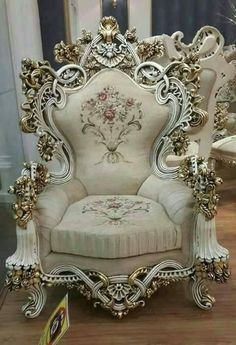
35;179;87;230
138;174;194;225
8;162;50;229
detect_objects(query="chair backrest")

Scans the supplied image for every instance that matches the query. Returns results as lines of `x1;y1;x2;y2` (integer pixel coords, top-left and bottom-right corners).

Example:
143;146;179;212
139;27;236;159
20;17;205;194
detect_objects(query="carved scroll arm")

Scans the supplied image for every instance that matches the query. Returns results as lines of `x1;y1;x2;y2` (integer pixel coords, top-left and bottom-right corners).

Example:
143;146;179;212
8;162;50;229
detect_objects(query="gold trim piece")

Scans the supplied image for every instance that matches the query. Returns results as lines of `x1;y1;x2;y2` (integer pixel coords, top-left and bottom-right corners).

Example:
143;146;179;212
178;156;223;220
8;162;50;229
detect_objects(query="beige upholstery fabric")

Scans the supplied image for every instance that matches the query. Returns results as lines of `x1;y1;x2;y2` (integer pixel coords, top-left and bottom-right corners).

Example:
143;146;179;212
51;195;182;259
53;69;169;195
42;247;189;276
35;179;87;256
138;174;194;225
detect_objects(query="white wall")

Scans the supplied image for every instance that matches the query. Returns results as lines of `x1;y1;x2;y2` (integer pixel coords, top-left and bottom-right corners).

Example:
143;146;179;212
6;0;43;162
0;0;24;201
0;0;43;202
67;0;151;41
128;0;151;39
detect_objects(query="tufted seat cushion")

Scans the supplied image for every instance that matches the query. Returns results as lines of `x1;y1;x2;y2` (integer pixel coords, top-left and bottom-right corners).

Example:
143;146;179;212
51;195;182;259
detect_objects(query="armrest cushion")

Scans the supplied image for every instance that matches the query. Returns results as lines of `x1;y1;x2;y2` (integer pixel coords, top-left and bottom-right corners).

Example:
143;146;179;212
35;178;87;230
137;174;194;225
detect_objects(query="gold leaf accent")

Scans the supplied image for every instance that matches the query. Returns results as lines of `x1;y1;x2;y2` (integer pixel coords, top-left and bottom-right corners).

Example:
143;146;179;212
54;30;92;64
195;259;230;283
5;265;41;291
170;128;190;156
8;162;50;229
214;102;229;131
37;133;57;162
168;53;208;128
178;156;223;219
98;16;119;43
137;38;165;61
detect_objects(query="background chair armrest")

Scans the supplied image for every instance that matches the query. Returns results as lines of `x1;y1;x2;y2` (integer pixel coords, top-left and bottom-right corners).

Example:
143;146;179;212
137;174;194;225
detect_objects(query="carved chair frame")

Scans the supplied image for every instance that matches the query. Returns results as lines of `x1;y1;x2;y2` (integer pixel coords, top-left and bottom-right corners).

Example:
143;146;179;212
5;17;230;319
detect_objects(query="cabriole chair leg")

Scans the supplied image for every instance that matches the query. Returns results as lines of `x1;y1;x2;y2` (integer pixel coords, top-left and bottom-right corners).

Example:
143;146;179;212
189;276;215;310
22;284;47;318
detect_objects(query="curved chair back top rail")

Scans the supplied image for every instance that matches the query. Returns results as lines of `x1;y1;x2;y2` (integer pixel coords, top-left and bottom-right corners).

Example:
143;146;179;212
139;27;236;160
20;16;201;187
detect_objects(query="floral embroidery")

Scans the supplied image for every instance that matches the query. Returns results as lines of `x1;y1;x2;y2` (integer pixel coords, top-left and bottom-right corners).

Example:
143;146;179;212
82;197;150;225
80;86;143;164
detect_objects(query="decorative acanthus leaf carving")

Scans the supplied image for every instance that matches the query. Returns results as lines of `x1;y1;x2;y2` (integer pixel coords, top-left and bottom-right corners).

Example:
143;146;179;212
8;162;50;229
136;38;165;61
5;265;41;291
167;53;208;129
214;102;229;131
195;259;230;283
178;155;223;219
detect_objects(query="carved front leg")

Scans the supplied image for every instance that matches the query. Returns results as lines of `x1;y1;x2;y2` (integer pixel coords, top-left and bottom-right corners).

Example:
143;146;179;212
189;276;215;310
22;284;47;318
5;264;47;318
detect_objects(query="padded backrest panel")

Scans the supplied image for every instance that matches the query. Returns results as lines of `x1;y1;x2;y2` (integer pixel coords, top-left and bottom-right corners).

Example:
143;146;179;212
53;69;169;194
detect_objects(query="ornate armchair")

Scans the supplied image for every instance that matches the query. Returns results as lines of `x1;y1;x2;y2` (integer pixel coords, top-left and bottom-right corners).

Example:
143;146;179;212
5;17;230;319
139;27;236;167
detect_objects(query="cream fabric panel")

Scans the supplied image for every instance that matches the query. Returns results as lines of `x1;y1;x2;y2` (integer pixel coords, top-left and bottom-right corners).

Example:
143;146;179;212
53;70;169;195
35;179;87;257
138;174;194;225
51;195;182;259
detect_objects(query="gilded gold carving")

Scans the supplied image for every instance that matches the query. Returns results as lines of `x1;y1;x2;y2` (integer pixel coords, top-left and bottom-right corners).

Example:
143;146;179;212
5;266;41;291
137;38;165;61
54;29;93;64
168;53;208;129
195;259;230;283
214;102;229;131
178;156;223;219
37;133;57;162
20;58;53;134
98;16;119;43
9;162;50;229
124;27;138;43
170;128;190;156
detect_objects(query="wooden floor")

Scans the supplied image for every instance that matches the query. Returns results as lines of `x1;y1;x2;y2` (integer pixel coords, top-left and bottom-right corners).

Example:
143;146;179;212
0;167;236;345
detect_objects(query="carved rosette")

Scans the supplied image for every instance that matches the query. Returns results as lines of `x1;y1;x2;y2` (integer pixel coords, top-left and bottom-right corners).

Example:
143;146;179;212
37;133;57;161
54;30;93;64
178;156;223;219
195;259;230;283
136;38;165;61
5;266;41;291
170;128;190;156
8;162;50;229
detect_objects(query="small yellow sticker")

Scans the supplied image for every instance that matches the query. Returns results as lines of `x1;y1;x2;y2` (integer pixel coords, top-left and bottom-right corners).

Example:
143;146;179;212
38;294;70;345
